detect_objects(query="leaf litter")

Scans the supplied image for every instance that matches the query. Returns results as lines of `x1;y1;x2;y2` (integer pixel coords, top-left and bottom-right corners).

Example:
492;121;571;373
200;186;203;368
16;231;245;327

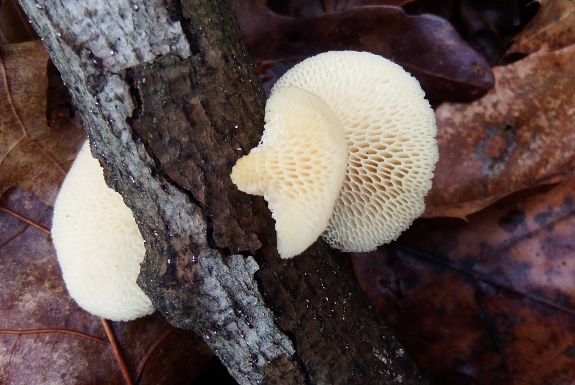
509;0;575;55
231;0;495;102
338;1;575;384
353;178;575;385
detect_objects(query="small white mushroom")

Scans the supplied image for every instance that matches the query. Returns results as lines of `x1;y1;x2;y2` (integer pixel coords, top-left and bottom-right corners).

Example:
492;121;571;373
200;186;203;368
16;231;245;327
52;141;154;321
233;51;438;256
273;51;438;252
231;86;348;259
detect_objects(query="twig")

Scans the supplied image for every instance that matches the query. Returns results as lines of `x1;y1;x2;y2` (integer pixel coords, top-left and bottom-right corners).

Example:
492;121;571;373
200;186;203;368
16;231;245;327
100;318;134;385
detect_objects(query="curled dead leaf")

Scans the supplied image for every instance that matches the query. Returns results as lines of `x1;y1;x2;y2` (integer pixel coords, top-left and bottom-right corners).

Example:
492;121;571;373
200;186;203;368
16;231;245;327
232;0;494;102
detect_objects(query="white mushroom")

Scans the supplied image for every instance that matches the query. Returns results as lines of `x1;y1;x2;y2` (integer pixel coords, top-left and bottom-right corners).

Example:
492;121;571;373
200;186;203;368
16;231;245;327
231;86;348;259
273;51;438;252
51;141;154;321
233;51;438;256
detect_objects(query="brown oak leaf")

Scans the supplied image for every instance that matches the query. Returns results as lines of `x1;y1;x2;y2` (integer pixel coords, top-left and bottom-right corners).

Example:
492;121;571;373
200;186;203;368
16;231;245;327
424;43;575;219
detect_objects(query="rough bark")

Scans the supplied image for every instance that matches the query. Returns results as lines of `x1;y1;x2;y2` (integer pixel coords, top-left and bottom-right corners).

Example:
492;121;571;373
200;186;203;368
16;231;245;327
20;0;427;384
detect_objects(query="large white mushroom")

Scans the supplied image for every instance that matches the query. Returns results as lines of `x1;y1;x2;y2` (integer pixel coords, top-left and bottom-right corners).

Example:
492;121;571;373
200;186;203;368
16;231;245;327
232;51;438;256
52;141;154;321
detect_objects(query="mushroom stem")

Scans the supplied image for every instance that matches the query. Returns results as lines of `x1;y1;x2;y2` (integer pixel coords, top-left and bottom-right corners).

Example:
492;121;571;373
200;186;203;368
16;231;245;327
231;150;269;196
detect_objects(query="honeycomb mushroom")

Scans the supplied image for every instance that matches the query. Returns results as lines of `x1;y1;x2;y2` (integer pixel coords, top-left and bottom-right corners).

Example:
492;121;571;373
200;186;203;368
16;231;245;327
51;141;154;321
231;86;348;259
272;51;438;252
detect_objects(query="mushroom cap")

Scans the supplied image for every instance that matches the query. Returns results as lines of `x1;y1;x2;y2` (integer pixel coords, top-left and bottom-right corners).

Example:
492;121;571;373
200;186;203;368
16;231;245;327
231;86;348;259
51;141;154;321
273;51;438;252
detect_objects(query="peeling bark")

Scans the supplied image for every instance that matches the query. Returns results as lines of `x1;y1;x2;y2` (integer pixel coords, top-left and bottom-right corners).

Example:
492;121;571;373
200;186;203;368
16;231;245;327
20;0;427;383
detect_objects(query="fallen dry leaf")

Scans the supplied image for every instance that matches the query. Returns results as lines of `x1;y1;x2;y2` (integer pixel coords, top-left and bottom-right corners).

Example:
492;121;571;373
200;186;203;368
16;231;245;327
0;187;213;384
401;0;537;66
0;41;85;206
353;178;575;385
509;0;575;54
231;0;494;102
424;43;575;219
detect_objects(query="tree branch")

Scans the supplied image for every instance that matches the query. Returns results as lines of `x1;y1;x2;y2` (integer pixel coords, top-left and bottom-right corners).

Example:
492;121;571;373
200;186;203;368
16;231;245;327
20;0;427;383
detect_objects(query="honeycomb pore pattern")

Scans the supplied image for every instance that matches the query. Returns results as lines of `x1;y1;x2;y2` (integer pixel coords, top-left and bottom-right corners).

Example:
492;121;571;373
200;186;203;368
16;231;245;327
231;86;348;258
52;141;154;321
273;51;438;252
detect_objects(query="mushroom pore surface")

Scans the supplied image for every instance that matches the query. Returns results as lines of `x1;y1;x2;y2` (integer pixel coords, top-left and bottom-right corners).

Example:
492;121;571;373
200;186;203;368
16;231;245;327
273;51;438;252
231;86;348;259
51;141;154;321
